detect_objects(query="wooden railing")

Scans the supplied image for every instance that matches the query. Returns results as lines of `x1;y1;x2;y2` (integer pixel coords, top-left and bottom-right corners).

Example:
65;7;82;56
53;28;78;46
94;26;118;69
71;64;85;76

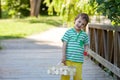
88;24;120;79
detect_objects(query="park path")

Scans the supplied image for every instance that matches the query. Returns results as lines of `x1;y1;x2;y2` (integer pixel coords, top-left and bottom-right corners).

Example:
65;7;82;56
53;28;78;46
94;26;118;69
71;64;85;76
0;27;113;80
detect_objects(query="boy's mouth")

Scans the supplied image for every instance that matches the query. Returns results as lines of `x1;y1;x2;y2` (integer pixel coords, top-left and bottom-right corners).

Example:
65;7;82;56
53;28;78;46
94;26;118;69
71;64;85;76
77;26;81;28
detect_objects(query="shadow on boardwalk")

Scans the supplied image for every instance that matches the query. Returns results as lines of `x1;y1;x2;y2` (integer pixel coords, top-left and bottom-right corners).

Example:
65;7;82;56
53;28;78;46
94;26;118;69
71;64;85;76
0;27;113;80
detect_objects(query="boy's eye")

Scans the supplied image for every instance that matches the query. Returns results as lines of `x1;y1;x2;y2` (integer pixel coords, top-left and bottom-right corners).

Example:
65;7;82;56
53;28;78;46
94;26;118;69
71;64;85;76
82;24;85;26
78;21;81;23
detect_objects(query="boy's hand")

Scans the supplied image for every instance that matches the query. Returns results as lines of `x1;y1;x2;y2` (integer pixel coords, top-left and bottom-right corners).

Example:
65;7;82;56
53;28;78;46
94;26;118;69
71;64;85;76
61;57;66;65
84;44;89;56
84;51;88;56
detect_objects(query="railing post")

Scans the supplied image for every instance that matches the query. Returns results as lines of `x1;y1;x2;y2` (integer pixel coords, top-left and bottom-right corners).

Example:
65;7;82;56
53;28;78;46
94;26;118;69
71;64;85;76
113;29;120;80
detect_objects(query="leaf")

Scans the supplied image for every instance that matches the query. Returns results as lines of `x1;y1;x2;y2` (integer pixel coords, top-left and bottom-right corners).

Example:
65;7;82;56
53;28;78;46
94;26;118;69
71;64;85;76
96;0;104;5
115;0;120;4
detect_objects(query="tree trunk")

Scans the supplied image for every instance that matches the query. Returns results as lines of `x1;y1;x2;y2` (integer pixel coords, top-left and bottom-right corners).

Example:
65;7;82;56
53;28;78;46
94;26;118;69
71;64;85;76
30;0;42;17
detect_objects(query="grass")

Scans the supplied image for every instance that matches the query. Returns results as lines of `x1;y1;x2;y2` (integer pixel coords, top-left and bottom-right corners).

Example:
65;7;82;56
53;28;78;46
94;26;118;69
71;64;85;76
0;15;63;40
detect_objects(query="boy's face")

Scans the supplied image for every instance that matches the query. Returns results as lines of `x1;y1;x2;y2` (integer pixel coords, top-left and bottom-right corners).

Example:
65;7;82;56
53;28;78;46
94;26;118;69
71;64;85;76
74;17;87;32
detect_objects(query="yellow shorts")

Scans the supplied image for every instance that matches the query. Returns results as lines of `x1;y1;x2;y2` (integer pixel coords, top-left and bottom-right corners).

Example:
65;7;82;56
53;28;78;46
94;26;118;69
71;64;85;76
61;60;83;80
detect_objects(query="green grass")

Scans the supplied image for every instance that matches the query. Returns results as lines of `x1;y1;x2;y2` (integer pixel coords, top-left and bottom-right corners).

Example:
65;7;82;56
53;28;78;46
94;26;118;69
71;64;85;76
0;16;62;40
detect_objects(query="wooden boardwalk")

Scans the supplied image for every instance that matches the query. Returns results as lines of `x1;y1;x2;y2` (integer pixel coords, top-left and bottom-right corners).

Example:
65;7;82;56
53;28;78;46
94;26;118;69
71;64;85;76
0;40;113;80
0;28;114;80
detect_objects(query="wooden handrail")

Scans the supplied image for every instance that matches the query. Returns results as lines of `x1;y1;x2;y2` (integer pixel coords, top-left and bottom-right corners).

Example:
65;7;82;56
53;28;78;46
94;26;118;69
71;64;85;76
88;24;120;31
88;24;120;78
88;49;120;78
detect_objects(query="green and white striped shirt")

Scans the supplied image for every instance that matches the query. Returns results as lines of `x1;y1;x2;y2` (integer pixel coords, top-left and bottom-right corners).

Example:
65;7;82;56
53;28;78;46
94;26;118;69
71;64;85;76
61;28;89;63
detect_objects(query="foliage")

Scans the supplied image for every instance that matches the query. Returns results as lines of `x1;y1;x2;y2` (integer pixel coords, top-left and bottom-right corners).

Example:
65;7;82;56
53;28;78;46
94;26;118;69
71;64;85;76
44;0;97;23
1;0;30;18
90;0;120;25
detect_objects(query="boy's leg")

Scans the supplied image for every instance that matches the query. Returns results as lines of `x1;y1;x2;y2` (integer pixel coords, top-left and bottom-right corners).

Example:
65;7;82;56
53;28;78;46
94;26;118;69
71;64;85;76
60;60;71;80
61;75;70;80
73;62;83;80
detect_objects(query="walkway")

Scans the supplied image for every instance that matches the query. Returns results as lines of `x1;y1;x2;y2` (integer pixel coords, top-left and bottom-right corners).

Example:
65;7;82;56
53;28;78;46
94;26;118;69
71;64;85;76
0;27;113;80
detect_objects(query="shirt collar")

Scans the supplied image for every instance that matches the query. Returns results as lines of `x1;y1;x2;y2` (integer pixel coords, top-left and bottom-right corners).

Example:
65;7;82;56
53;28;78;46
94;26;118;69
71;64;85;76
72;28;83;41
72;28;83;34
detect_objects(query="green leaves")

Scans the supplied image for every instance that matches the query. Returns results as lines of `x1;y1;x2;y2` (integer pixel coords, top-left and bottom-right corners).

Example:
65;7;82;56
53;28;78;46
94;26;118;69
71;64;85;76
44;0;120;26
44;0;97;24
115;0;120;3
96;0;104;4
92;0;120;25
2;0;30;18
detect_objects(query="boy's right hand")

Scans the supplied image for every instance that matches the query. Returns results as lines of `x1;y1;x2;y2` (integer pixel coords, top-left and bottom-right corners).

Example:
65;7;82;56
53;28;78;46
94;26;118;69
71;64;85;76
61;58;66;65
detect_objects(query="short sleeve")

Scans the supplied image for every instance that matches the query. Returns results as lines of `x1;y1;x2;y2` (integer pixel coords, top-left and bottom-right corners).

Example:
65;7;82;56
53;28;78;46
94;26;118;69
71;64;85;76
61;30;70;42
84;33;90;45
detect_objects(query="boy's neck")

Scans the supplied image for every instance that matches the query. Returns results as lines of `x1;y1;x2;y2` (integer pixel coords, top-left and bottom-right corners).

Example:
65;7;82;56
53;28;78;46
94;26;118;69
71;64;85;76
74;28;82;33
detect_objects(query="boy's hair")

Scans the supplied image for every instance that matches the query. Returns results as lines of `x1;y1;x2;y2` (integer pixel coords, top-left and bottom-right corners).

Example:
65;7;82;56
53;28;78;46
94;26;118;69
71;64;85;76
75;13;89;25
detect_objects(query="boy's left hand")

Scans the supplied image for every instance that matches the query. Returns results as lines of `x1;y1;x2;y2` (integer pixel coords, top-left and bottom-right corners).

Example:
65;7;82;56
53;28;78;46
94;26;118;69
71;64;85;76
84;51;88;56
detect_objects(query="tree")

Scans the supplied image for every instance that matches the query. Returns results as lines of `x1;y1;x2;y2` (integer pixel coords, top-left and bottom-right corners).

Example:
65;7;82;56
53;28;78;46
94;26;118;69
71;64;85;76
30;0;42;17
2;0;30;18
0;0;1;18
90;0;120;25
44;0;97;23
2;0;43;18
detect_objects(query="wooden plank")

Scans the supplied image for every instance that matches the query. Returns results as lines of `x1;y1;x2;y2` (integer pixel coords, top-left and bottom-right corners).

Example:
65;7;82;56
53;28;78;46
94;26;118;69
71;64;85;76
117;32;120;68
88;49;120;78
99;30;104;57
118;32;120;58
109;31;114;63
103;30;107;59
89;28;96;51
94;29;98;53
117;32;120;80
107;31;109;60
89;28;94;50
109;40;114;63
88;28;92;48
114;32;118;66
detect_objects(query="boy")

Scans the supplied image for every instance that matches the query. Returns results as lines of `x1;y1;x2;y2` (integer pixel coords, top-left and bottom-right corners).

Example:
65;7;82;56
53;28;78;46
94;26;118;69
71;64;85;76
61;13;89;80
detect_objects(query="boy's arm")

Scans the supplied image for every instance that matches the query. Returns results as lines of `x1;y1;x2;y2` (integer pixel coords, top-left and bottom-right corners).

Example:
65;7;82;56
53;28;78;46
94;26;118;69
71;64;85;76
61;41;67;65
84;44;89;52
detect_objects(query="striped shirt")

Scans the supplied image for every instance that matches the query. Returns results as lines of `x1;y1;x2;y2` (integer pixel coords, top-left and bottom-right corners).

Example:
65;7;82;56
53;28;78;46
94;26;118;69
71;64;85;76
61;28;89;63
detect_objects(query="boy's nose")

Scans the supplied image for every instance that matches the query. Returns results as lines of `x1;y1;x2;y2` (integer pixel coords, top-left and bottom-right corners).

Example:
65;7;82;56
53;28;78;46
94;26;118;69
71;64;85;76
79;23;82;26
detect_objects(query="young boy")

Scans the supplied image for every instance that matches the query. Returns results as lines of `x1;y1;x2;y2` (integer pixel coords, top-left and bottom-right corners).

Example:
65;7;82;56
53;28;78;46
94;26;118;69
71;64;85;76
61;13;89;80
